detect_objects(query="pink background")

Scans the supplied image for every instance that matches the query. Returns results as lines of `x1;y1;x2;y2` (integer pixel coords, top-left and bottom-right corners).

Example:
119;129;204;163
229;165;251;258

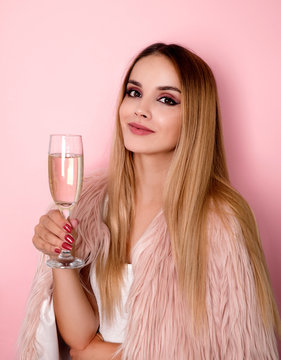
1;0;280;358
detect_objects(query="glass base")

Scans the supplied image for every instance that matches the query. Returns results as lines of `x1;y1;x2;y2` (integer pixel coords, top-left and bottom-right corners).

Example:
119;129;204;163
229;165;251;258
46;253;85;269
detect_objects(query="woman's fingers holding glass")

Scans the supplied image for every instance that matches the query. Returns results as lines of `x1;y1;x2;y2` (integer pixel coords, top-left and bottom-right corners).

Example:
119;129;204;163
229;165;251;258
63;223;73;232
32;233;62;257
32;210;77;256
69;218;79;230
47;210;78;241
33;223;64;255
40;210;74;240
47;209;71;231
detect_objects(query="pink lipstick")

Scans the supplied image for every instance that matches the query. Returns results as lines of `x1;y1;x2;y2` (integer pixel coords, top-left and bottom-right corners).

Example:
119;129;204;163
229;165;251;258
128;122;155;135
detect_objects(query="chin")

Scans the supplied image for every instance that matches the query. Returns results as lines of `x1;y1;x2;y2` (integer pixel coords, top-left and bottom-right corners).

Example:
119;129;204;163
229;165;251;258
123;144;176;157
122;136;177;156
123;144;151;154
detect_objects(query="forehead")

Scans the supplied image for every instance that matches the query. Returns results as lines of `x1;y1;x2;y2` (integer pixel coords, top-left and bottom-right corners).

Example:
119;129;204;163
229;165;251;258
129;54;181;88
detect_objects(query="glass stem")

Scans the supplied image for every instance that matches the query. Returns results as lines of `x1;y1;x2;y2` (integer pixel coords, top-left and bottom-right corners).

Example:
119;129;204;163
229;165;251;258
58;207;74;261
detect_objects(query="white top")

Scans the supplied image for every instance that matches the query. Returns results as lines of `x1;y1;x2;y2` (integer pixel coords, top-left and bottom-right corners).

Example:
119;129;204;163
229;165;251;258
36;298;60;359
90;264;134;343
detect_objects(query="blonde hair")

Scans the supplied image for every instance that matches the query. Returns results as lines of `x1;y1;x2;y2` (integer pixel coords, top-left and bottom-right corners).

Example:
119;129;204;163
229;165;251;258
96;43;281;336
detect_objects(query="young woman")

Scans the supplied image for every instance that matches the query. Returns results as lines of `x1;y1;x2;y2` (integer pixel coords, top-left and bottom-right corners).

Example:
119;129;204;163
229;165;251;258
19;43;281;359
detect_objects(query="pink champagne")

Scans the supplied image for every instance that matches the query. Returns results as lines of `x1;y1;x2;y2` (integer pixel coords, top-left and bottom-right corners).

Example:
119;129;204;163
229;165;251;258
48;153;83;209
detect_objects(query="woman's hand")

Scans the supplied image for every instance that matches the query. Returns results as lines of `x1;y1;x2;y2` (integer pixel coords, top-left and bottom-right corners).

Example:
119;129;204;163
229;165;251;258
32;209;77;257
70;333;122;360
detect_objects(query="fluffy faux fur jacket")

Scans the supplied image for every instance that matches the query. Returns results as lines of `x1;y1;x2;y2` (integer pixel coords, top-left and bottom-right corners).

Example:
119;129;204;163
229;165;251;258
18;172;279;359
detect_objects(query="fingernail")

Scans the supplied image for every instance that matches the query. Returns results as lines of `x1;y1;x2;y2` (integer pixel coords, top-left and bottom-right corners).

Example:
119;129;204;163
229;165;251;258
62;242;72;251
64;234;74;244
63;223;73;233
55;248;61;254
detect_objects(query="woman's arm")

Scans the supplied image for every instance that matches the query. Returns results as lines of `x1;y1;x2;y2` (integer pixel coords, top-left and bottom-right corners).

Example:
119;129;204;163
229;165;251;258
70;334;122;360
206;211;279;359
33;209;99;350
53;268;99;350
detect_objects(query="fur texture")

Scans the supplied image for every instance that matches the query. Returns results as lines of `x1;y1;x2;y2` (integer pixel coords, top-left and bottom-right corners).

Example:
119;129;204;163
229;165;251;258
18;173;279;359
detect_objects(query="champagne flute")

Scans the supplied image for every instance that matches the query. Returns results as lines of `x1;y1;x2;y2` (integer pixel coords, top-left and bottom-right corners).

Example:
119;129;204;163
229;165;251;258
46;134;85;269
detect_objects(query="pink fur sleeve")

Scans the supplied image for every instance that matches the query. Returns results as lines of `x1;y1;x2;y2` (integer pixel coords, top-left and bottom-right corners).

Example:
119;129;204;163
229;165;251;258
206;212;278;359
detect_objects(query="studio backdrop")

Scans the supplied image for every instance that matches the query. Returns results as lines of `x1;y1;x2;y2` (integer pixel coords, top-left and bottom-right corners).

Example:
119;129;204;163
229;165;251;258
1;0;280;358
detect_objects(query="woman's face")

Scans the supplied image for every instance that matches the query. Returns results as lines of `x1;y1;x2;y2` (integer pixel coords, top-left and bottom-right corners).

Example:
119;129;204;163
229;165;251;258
119;54;182;156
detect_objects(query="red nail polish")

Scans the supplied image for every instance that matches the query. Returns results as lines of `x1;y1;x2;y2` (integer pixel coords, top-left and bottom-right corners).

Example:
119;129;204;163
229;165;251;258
65;234;74;244
55;248;61;254
62;242;72;251
63;223;73;233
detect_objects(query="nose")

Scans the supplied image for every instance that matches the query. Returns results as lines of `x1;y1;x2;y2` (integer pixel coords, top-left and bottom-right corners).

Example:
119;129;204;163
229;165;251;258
134;99;152;120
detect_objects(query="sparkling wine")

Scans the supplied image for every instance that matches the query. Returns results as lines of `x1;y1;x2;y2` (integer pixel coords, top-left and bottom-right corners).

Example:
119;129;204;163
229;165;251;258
48;153;83;210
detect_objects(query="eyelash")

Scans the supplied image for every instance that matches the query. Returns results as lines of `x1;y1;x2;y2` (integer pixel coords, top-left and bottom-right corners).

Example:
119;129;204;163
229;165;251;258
126;89;141;98
126;88;179;106
158;96;178;106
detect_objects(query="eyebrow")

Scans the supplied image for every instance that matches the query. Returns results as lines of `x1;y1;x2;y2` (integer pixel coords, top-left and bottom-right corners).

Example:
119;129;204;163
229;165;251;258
127;79;181;94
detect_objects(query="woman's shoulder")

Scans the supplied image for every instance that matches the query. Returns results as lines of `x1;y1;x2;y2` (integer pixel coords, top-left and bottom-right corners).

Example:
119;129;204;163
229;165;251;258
205;198;248;261
82;169;108;196
71;169;108;220
72;169;111;258
205;198;256;303
206;198;242;235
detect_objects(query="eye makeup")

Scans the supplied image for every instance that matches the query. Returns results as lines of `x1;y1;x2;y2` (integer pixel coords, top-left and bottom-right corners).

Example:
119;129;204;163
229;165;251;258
126;81;180;106
157;95;179;106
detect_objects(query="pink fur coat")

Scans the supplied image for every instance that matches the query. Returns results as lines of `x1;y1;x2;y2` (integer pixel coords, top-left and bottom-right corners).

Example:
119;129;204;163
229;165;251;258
18;173;279;359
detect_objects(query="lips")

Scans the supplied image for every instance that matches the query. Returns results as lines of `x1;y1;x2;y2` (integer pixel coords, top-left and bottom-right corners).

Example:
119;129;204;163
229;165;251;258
128;122;155;135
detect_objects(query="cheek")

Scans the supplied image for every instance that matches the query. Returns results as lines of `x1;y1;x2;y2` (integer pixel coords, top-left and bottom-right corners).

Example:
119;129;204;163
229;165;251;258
172;126;181;145
119;98;131;123
174;116;182;138
166;114;182;146
161;111;182;134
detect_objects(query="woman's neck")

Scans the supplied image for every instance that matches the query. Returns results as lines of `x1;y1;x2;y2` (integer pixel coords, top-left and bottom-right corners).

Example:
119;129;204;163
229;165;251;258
133;152;174;205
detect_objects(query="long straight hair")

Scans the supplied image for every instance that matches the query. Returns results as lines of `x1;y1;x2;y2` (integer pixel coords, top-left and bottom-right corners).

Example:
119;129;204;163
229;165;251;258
95;43;281;336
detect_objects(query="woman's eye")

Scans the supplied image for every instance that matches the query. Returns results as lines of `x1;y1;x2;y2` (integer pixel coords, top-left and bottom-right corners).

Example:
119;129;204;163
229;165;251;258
158;96;178;106
126;89;141;98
